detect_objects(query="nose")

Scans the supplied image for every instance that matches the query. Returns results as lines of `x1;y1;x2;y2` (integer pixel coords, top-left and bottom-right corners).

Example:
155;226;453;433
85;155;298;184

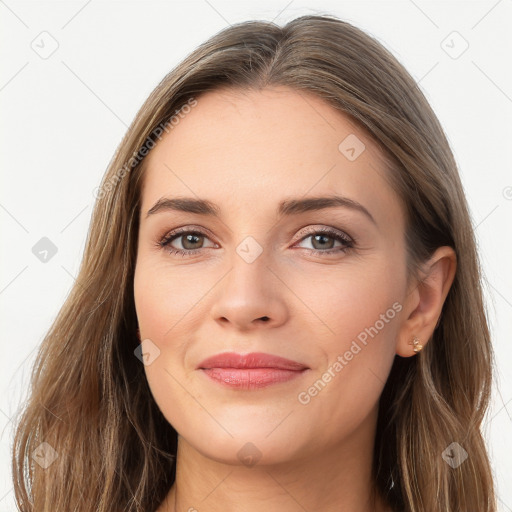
210;256;289;332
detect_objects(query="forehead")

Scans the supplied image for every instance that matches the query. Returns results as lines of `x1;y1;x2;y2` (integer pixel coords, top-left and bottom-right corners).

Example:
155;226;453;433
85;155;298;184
139;86;403;228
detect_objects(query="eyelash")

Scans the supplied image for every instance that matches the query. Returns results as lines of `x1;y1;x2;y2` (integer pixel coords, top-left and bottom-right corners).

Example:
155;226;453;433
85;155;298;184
156;226;355;258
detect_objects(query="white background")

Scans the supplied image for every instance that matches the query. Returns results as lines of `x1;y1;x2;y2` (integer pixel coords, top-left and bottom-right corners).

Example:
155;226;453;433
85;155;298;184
1;1;511;510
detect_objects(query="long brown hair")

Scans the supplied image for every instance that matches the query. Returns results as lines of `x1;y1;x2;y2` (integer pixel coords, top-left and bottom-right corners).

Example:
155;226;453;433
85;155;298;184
12;14;496;511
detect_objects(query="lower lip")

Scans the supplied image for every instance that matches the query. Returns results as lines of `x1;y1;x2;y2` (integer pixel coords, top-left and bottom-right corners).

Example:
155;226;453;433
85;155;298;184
200;368;308;389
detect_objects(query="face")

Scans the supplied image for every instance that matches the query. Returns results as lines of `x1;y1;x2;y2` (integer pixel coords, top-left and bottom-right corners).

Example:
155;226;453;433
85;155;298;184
134;86;409;466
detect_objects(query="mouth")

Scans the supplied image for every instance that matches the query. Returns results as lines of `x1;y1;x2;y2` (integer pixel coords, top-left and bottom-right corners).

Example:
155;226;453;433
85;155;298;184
196;352;310;390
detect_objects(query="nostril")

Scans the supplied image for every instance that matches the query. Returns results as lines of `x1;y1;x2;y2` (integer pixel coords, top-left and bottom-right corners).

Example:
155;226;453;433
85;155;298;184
259;316;270;322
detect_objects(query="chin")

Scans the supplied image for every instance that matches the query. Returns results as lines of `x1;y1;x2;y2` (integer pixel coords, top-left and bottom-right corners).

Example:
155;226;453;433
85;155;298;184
181;427;309;468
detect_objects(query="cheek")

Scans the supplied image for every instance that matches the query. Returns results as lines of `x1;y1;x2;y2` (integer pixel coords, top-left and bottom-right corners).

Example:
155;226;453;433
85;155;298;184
133;262;217;430
290;273;402;442
290;261;403;422
291;258;404;350
134;262;213;339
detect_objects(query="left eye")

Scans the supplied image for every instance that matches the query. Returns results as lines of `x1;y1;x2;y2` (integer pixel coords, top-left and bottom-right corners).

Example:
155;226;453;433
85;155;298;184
295;230;352;252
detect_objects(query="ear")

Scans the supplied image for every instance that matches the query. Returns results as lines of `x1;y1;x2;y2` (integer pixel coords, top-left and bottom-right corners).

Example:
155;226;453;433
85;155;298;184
396;246;457;357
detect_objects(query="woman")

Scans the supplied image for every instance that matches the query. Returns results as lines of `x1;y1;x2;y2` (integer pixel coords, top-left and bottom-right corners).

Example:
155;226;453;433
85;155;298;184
12;14;496;512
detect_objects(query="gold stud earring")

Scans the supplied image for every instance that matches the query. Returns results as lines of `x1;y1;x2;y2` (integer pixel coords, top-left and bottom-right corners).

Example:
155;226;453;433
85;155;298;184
409;336;423;353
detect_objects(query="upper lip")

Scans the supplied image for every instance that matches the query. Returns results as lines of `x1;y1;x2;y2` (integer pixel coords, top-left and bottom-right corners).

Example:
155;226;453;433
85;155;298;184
197;352;309;371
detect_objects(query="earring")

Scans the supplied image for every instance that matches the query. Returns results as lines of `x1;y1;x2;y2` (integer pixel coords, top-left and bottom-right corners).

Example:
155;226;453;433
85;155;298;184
409;336;423;353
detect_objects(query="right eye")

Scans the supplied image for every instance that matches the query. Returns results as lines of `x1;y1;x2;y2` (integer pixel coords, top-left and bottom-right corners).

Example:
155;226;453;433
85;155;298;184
159;228;217;257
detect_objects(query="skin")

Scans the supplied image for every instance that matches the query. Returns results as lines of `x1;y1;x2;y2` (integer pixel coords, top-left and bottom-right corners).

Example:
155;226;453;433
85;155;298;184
133;86;456;512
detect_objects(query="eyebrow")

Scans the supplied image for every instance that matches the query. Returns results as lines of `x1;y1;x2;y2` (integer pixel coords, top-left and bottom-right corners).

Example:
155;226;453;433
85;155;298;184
146;195;376;225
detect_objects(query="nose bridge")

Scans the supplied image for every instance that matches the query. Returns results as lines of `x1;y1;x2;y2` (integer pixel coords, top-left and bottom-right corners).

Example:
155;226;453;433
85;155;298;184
225;239;273;305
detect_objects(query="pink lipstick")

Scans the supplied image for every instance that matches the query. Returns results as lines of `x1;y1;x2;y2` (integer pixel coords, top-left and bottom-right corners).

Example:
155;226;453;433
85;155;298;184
197;352;309;390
